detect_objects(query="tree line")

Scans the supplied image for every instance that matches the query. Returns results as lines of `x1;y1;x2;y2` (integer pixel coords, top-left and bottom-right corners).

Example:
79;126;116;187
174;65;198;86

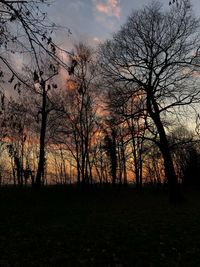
1;0;200;201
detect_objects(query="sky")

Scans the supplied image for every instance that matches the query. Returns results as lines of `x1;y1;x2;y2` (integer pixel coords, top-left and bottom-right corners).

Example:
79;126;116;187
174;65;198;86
47;0;200;50
43;0;200;131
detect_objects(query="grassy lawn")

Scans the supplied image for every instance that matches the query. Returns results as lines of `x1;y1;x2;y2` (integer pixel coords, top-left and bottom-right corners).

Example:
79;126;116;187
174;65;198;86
0;186;200;266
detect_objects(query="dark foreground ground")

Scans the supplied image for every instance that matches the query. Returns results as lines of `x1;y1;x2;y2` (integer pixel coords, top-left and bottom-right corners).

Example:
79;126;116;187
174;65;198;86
0;186;200;267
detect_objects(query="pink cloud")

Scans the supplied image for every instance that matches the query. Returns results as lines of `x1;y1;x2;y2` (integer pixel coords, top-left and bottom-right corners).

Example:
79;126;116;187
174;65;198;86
96;0;121;18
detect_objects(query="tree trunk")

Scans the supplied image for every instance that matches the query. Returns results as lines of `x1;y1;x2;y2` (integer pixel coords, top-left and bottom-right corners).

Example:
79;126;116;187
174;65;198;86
35;81;47;187
121;138;127;185
148;97;182;202
111;130;117;186
132;137;140;189
139;146;143;189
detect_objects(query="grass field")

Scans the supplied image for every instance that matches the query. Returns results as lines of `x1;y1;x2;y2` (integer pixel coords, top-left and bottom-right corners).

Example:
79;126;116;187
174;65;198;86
0;186;200;266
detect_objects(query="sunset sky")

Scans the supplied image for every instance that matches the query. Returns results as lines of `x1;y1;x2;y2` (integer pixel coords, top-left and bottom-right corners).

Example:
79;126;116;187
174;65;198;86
48;0;200;49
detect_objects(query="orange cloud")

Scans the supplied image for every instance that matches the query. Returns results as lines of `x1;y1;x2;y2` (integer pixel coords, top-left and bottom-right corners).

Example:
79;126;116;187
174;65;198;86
96;0;121;18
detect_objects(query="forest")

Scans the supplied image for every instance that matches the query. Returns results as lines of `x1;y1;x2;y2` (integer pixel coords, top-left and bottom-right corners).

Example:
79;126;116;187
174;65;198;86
1;0;200;266
0;0;200;201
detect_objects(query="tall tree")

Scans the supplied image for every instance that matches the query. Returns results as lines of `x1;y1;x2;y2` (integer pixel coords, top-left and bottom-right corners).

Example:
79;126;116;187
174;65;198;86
34;67;59;187
106;87;146;188
0;0;71;186
99;1;200;201
52;43;99;186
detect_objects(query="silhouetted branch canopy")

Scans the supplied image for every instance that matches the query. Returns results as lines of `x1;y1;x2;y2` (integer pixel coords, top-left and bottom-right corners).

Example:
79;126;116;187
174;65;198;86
0;0;70;84
99;1;200;113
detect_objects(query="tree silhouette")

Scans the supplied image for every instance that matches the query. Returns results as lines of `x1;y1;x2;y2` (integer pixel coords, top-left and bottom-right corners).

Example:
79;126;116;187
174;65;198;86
99;1;200;201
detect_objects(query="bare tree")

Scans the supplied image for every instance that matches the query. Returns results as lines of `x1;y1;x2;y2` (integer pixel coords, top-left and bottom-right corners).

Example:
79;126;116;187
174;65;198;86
106;87;147;188
99;1;200;201
0;1;72;186
34;67;59;187
51;43;99;186
5;97;35;186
